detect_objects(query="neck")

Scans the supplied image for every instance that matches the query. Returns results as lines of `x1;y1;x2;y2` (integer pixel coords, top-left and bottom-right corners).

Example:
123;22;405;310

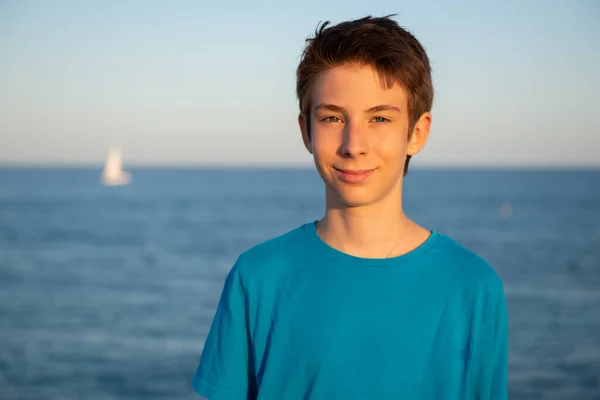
317;185;426;259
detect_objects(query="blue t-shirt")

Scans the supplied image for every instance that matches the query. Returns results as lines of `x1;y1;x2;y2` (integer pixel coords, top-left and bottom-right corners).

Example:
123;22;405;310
192;222;508;399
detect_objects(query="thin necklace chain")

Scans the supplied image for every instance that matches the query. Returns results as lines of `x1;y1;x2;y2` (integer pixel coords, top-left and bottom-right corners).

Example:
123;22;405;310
316;218;409;259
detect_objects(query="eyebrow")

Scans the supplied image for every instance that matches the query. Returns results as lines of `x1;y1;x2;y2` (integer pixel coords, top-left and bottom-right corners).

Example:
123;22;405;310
313;103;402;114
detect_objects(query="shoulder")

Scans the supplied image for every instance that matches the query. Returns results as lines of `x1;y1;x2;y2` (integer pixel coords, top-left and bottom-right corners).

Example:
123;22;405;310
237;222;309;266
426;233;507;330
229;222;312;286
428;232;504;296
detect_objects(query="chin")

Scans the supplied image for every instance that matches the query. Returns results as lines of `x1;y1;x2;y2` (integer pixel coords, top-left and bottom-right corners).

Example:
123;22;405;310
326;183;383;208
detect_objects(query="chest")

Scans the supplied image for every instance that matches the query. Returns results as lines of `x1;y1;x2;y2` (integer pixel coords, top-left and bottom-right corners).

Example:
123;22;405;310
257;270;474;379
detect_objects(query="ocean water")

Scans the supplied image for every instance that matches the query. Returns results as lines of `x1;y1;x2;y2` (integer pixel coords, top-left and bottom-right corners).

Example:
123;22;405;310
0;167;599;400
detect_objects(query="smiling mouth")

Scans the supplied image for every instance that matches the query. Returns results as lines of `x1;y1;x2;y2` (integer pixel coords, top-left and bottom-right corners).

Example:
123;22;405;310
333;167;376;183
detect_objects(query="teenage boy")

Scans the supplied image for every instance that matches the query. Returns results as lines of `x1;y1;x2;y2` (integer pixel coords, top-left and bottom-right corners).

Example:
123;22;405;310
192;15;508;400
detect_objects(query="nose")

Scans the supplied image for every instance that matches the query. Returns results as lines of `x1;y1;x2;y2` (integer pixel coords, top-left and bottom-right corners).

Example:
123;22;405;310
340;121;369;157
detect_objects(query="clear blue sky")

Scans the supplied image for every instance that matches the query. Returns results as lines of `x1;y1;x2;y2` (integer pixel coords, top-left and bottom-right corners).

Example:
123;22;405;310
1;0;598;167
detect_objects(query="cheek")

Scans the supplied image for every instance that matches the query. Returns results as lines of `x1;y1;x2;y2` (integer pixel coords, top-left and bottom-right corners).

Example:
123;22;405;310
311;130;339;159
375;132;408;159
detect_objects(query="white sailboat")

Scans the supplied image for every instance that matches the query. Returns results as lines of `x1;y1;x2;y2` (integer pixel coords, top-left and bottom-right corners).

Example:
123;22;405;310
101;147;132;186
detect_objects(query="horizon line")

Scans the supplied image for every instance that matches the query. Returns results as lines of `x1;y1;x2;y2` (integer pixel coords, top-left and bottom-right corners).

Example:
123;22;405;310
0;162;598;171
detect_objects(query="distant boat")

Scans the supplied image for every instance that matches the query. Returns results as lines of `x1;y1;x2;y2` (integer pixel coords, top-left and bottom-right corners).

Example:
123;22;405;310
101;147;131;186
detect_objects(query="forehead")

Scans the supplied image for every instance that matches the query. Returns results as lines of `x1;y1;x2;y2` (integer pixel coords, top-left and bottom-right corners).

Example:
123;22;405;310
311;63;408;110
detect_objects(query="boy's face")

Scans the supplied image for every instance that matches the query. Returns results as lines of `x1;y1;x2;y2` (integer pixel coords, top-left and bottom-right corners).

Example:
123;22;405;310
299;63;431;208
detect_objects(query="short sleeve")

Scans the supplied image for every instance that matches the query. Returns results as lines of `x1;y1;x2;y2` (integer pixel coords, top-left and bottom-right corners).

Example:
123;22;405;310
469;283;509;399
191;260;256;399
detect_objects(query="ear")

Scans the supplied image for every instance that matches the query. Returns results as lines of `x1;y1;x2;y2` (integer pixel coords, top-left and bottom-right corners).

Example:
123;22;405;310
298;113;313;154
407;112;432;156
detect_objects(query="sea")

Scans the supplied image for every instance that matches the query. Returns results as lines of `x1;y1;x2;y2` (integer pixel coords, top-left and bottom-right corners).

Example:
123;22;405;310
0;167;599;400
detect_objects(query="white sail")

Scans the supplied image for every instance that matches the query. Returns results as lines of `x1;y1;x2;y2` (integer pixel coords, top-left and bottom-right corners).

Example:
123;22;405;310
101;147;131;186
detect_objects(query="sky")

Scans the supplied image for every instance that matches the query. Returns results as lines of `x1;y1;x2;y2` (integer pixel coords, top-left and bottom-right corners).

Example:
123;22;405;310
0;0;599;168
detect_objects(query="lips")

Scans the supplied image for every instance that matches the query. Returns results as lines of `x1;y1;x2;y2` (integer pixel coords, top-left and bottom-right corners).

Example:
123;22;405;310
333;167;376;183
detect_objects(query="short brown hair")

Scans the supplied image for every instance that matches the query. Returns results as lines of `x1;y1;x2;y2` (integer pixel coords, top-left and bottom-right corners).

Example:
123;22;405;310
296;15;433;175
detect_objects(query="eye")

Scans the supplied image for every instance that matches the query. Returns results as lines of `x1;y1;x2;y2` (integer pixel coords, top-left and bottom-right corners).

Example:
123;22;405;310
372;116;390;123
321;116;342;123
